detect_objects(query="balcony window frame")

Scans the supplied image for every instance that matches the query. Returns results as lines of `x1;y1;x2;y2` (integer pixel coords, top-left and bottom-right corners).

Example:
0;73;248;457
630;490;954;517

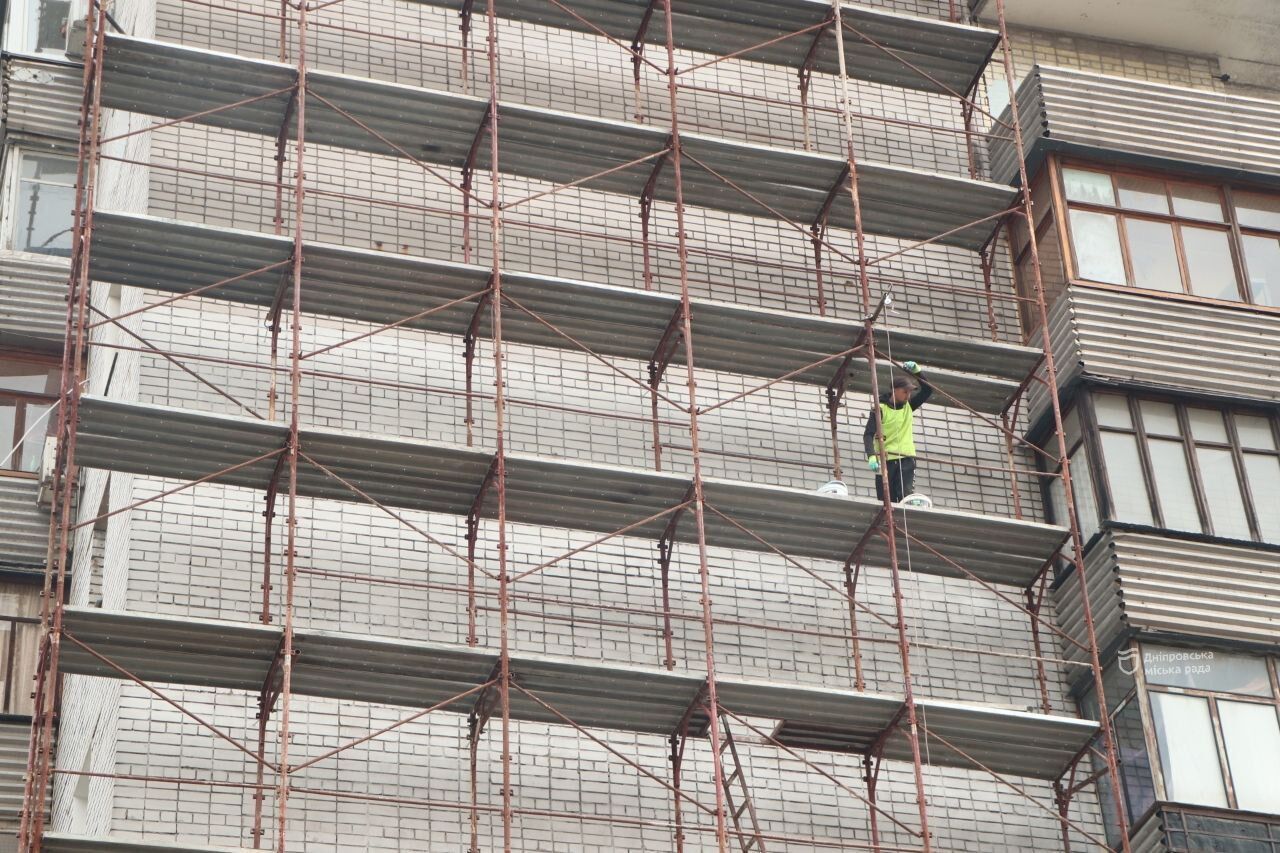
1;0;85;58
0;352;61;478
0;144;78;259
1048;156;1280;311
1093;391;1278;544
1133;642;1280;816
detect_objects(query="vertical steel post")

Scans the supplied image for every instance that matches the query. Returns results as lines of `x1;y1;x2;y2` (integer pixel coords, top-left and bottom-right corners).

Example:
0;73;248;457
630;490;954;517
830;1;933;846
994;1;1132;848
273;1;307;848
481;0;514;847
657;0;731;847
19;0;106;847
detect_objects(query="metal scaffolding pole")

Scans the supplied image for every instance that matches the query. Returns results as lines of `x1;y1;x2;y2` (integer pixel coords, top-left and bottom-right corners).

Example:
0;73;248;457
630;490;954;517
829;0;932;846
658;0;731;847
994;1;1131;849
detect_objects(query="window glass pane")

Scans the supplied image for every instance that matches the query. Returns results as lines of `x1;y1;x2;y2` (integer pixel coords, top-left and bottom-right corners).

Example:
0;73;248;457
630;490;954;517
1150;693;1228;808
1243;454;1280;543
13;155;76;257
1124;218;1181;292
1170;183;1225;221
1219;701;1280;814
1116;175;1169;214
1100;432;1153;525
1181;226;1239;301
1139;400;1181;437
0;362;59;395
0;403;16;471
1143;645;1272;695
1114;698;1157;823
18;402;53;473
19;153;76;185
1063;168;1116;205
1094;394;1133;429
1241;234;1280;307
1236;191;1280;231
1235;414;1277;450
1147;438;1200;532
23;0;73;54
1194;447;1252;540
1066;445;1100;543
1187;408;1228;444
1069;210;1126;284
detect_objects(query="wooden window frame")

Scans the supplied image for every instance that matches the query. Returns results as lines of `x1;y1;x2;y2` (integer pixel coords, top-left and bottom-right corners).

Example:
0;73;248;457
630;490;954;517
1044;155;1280;314
0;352;61;479
1136;642;1280;814
1087;390;1280;544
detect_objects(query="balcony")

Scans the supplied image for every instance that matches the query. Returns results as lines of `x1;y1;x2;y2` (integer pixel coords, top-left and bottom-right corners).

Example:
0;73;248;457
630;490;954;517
989;65;1280;190
1053;528;1280;671
1132;804;1280;853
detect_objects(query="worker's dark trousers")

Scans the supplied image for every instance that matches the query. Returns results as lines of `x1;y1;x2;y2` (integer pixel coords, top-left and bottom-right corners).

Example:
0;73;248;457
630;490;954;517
875;457;917;503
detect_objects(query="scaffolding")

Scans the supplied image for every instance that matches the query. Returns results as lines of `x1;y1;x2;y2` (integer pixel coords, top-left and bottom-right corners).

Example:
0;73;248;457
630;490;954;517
19;0;1135;849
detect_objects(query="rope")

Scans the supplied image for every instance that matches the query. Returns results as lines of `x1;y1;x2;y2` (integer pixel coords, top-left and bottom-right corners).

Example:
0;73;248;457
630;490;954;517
881;300;931;768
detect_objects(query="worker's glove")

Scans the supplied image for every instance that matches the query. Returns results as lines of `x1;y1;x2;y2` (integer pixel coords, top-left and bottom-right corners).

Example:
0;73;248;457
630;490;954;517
904;360;922;375
867;457;880;472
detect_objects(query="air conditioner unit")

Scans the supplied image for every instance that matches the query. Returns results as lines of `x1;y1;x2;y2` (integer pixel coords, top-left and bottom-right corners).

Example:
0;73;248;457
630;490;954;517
36;435;58;506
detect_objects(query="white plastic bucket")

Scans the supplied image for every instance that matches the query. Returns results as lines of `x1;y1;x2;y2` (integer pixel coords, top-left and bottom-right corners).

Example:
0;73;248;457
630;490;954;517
816;479;849;497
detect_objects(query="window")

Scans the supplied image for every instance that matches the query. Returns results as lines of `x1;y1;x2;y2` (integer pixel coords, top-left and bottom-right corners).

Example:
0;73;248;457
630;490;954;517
1143;645;1280;814
0;580;41;716
2;0;79;56
1008;170;1069;340
0;357;60;475
1090;392;1279;544
1044;407;1100;546
2;149;76;257
1080;658;1154;848
1054;163;1280;308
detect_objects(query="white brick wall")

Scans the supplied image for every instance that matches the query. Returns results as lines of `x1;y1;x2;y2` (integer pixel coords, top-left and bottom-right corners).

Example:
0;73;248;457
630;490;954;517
39;0;1174;849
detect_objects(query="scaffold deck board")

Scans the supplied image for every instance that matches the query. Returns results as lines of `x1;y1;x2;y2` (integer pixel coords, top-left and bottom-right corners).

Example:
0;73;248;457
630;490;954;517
417;0;998;95
89;211;1038;413
84;33;1016;250
42;834;256;853
75;397;1065;586
59;607;1097;780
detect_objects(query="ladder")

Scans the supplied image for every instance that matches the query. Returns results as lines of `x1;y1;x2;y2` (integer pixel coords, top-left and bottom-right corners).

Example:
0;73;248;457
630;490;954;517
716;711;768;852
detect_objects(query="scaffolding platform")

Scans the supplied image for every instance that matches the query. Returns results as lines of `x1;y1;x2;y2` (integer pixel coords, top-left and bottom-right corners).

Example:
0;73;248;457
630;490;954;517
58;607;1096;780
89;211;1038;413
81;33;1017;249
75;396;1064;586
42;835;255;853
418;0;999;94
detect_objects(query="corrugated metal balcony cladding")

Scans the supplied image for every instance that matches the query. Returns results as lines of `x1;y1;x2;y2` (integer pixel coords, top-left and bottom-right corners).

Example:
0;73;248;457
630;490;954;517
989;65;1280;187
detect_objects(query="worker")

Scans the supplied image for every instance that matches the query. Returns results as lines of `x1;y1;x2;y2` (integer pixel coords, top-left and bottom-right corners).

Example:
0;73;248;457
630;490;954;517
863;361;931;504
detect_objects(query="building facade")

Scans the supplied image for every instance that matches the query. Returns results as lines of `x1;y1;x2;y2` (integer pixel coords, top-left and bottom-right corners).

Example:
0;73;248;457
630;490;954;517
0;0;1274;850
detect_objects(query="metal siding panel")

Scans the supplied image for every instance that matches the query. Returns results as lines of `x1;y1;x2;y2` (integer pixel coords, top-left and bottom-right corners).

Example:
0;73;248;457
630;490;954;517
1128;808;1169;853
1052;530;1126;668
1026;285;1080;422
1068;287;1280;404
0;253;68;353
0;720;28;822
0;478;48;571
1037;66;1280;180
2;59;83;142
1113;532;1280;649
994;65;1280;185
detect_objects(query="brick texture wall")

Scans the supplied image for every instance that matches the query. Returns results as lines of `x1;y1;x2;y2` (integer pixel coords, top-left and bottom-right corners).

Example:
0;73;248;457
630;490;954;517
41;0;1164;850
